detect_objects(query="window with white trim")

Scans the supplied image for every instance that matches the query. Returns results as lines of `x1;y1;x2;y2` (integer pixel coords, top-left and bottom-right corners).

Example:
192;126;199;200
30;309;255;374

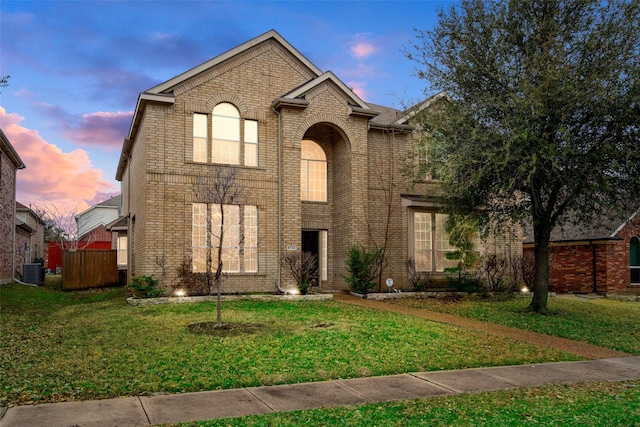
412;211;459;272
300;139;327;202
631;236;640;284
116;235;127;266
192;203;258;273
193;113;208;163
192;103;259;166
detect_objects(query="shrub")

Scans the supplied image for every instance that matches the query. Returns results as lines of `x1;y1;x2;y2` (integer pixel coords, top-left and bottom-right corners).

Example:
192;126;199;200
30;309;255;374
175;259;214;296
406;258;433;291
129;275;162;298
343;245;384;295
282;251;318;295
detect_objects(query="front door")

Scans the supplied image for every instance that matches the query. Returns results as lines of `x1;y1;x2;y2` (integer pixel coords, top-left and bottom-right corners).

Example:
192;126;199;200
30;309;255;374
302;230;320;287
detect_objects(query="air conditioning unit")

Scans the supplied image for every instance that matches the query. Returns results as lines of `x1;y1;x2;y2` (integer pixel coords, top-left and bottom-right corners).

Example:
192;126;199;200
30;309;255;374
23;263;44;285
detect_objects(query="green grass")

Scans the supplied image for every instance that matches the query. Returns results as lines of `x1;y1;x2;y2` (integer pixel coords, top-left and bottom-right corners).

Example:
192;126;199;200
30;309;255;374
390;295;640;355
0;284;577;406
170;380;640;426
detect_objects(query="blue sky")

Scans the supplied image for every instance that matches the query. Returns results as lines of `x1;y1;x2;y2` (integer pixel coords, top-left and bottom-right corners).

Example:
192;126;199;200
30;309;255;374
1;0;455;213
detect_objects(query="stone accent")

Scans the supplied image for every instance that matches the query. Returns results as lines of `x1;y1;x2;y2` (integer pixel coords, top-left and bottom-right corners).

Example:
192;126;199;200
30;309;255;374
127;293;333;306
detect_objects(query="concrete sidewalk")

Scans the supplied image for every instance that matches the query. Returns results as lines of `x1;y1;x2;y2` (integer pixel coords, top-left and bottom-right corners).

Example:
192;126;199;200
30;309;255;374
2;356;639;427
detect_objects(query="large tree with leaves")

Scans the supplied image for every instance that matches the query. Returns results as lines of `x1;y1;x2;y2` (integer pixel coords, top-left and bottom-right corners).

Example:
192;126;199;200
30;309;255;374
407;0;640;312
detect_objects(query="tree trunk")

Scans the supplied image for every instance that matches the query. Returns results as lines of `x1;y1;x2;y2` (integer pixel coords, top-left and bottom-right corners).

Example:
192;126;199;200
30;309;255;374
529;221;552;313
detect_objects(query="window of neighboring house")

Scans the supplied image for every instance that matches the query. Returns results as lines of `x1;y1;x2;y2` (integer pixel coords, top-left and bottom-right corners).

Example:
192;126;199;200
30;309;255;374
192;203;258;273
631;236;640;284
193;113;208;163
300;139;327;202
412;211;460;272
117;235;127;266
212;103;241;165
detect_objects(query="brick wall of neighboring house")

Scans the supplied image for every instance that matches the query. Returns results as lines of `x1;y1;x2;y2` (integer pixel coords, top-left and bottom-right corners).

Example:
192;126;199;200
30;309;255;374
0;150;16;283
524;212;640;294
14;227;30;278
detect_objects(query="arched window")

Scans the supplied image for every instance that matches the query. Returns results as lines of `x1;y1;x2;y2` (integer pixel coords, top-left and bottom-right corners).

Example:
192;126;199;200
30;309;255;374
631;236;640;284
212;103;240;164
300;140;327;202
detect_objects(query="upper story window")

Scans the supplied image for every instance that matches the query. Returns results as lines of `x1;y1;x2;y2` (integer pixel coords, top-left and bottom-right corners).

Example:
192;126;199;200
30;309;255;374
192;102;258;166
300;139;327;202
212;103;240;165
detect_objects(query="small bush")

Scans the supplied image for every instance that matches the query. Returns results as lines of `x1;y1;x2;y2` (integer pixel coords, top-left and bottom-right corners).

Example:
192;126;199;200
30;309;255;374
343;245;383;295
406;258;433;291
175;259;214;296
282;251;318;295
129;275;162;298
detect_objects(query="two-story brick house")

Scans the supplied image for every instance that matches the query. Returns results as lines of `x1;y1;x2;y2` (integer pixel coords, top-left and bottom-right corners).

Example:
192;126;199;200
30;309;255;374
116;30;520;294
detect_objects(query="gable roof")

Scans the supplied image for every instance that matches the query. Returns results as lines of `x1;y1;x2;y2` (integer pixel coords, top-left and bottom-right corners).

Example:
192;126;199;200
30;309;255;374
523;207;640;243
117;30;326;180
149;30;323;95
0;128;25;169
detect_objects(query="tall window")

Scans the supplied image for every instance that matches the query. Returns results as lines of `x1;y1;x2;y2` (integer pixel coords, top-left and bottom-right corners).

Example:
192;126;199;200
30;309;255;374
300;139;327;202
631;236;640;284
116;235;127;266
212;103;240;164
192;203;258;273
244;120;258;167
193;113;208;163
412;212;459;272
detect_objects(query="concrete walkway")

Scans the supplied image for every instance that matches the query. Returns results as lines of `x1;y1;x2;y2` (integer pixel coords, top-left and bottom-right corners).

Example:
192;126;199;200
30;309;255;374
1;357;639;427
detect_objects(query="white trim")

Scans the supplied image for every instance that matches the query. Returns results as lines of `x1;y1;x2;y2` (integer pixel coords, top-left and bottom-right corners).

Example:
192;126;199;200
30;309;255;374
611;209;640;237
282;71;371;110
147;30;322;94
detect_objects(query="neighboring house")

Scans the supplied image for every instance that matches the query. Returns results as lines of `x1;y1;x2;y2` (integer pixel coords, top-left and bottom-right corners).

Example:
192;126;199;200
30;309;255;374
48;195;124;274
116;30;520;293
523;209;640;294
15;202;46;275
0;128;26;284
76;194;122;249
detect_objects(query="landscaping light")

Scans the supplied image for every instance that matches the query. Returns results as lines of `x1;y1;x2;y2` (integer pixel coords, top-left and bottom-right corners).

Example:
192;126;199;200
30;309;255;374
174;289;186;297
521;286;529;294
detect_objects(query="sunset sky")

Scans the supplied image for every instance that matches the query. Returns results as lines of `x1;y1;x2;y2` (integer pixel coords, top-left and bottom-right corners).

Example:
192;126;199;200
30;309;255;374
1;0;454;215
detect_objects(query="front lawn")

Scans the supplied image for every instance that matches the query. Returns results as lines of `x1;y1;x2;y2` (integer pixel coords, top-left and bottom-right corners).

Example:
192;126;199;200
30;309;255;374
391;295;640;355
0;284;576;406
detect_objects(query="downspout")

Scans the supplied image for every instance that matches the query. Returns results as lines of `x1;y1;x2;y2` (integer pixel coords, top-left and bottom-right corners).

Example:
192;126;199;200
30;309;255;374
272;104;283;292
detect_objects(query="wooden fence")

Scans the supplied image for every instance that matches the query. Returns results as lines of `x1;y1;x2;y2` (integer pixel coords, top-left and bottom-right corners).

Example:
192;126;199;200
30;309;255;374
62;250;119;290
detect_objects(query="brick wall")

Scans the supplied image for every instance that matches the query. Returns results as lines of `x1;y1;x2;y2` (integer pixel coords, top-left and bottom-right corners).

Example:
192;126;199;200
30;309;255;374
0;150;16;283
524;234;638;294
123;35;522;294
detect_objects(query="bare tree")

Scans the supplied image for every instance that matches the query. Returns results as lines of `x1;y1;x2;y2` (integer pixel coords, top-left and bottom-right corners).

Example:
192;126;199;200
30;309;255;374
194;165;245;327
32;201;96;252
366;129;403;291
282;251;318;295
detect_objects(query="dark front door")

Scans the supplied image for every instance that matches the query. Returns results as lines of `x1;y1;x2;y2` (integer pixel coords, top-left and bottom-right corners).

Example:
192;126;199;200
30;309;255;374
302;230;319;286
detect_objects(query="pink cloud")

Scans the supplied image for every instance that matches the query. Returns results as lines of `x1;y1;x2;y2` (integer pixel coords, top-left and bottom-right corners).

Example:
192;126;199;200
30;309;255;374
1;107;118;214
34;103;131;151
62;110;132;150
350;42;376;59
